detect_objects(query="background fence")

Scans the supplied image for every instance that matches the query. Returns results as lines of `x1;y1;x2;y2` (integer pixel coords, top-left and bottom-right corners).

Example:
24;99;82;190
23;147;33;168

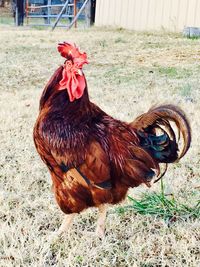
95;0;200;32
26;0;86;27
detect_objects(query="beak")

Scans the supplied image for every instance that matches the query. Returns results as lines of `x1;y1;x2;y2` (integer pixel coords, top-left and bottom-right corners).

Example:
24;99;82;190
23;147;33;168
77;69;83;76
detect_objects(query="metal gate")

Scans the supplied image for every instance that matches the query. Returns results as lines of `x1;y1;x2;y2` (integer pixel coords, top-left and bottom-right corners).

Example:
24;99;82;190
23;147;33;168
25;0;86;28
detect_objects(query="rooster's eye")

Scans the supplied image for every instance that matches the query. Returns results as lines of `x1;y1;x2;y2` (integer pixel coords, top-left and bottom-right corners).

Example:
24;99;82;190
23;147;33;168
65;60;73;69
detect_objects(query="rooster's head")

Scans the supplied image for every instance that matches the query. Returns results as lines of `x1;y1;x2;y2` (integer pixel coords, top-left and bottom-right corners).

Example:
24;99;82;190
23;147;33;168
57;42;88;102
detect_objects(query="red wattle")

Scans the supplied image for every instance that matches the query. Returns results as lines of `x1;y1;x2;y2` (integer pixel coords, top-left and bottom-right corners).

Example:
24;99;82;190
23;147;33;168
58;63;86;102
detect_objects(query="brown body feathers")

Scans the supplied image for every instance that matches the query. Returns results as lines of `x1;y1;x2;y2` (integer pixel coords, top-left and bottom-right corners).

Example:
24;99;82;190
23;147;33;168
34;65;191;214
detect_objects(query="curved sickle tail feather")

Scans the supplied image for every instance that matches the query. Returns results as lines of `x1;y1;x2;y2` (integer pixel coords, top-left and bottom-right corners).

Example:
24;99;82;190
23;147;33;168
131;105;191;165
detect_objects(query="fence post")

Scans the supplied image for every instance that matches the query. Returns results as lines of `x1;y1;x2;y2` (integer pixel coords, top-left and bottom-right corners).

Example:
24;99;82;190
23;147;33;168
47;0;51;25
26;0;29;25
67;0;89;30
15;0;24;26
15;6;18;26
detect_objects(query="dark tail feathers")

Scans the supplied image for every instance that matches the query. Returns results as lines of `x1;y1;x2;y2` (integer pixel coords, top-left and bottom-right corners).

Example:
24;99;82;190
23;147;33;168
131;105;191;164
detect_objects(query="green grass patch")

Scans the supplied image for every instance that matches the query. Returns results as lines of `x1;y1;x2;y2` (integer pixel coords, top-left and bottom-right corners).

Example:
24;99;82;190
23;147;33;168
126;193;199;219
157;66;193;79
116;193;200;220
178;84;192;97
0;16;14;25
116;180;200;221
158;66;178;77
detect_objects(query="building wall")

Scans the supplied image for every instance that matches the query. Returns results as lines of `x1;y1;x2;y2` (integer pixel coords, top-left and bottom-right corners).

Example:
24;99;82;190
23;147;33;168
95;0;200;32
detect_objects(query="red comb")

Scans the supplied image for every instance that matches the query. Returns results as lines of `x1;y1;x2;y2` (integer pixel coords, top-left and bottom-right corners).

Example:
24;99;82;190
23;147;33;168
57;42;88;67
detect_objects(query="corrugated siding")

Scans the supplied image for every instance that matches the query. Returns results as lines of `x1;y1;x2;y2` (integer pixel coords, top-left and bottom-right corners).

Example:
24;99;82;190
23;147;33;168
95;0;200;31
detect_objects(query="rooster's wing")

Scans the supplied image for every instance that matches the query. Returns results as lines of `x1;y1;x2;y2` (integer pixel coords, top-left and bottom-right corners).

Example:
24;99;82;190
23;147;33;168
34;131;113;212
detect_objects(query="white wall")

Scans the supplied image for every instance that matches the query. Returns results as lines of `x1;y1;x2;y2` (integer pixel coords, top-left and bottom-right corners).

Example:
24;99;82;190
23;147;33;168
95;0;200;32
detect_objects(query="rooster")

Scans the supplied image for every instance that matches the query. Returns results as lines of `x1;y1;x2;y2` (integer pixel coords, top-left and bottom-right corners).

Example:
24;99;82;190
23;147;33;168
33;42;191;238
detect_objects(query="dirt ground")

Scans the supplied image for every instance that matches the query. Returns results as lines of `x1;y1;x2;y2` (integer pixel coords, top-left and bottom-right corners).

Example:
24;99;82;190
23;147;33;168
0;24;199;267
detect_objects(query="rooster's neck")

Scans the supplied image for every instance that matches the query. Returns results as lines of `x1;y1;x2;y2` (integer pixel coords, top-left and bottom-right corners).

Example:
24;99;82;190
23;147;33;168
44;86;92;125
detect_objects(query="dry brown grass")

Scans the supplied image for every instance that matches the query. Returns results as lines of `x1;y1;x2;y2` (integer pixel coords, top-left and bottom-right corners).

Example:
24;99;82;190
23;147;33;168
0;25;199;267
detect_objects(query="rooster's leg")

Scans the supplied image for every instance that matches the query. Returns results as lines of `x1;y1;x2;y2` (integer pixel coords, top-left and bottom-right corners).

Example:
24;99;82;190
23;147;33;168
95;205;107;238
56;213;76;236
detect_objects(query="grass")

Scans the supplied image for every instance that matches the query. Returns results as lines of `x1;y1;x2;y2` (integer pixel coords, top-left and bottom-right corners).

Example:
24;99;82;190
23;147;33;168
116;179;200;222
127;192;200;220
0;13;200;267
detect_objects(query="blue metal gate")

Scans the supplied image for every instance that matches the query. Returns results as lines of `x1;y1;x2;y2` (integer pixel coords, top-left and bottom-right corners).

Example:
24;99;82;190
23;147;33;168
26;0;85;27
